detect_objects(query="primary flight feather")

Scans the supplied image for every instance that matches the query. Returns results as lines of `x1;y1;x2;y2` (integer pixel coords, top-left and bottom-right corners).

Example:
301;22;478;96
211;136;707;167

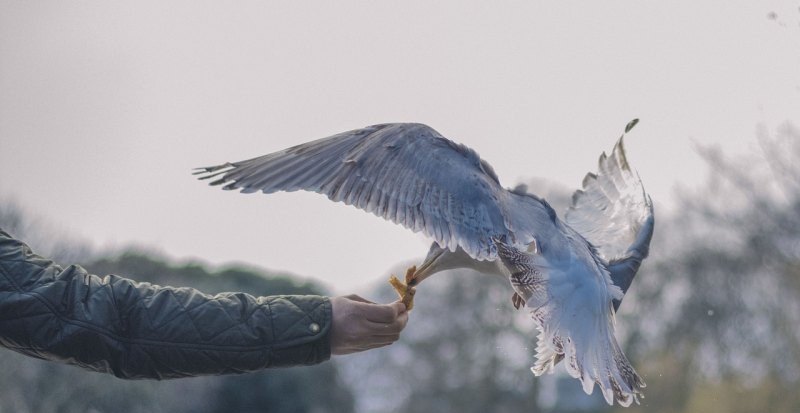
195;122;654;406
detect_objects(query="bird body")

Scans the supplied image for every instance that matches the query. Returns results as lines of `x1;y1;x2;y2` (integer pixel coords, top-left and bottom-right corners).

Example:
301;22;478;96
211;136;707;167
196;122;654;406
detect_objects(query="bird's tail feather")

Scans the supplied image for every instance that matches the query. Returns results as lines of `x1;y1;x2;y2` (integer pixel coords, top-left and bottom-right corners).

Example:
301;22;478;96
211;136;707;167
493;234;645;406
530;301;645;407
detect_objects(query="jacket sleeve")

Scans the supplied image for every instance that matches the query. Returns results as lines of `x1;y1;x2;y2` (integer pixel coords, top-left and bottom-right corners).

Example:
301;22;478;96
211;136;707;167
0;229;332;379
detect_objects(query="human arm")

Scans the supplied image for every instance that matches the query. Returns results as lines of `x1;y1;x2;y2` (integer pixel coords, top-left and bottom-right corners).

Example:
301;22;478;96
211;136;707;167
0;229;405;379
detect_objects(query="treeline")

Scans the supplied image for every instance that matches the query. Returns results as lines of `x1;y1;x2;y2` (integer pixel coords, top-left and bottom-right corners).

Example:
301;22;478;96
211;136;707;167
618;123;800;413
0;205;354;413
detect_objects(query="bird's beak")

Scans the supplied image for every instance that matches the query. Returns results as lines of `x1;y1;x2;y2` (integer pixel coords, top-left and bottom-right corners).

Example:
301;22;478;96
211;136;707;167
408;247;445;287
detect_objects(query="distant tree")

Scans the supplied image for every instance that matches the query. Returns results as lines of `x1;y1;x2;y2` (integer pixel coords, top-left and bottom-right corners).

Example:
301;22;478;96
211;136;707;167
0;203;355;413
0;200;93;263
340;267;544;413
616;123;800;413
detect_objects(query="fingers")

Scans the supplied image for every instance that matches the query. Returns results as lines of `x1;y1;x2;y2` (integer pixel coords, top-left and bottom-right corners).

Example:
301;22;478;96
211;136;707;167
362;300;405;323
364;332;402;348
391;300;407;314
366;308;409;335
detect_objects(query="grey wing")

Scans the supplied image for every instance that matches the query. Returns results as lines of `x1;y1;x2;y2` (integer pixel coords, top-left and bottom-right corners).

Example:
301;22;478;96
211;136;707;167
195;123;512;260
564;135;655;308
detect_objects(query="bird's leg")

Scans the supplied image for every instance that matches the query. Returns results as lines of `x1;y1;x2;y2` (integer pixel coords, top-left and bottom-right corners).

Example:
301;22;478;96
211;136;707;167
511;292;525;310
389;265;417;310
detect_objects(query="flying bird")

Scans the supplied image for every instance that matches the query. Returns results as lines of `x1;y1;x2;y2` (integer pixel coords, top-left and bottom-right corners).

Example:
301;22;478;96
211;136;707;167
195;122;654;406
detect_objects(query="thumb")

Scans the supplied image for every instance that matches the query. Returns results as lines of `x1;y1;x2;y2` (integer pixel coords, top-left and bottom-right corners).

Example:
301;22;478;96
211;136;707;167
344;294;375;304
391;300;407;314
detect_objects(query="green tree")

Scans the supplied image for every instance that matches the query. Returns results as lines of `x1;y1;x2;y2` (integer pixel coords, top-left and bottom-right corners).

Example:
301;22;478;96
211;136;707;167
341;268;545;413
0;203;355;413
617;123;800;413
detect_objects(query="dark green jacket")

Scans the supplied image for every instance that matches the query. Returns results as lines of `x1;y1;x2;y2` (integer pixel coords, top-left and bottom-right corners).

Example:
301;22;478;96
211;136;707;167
0;229;331;379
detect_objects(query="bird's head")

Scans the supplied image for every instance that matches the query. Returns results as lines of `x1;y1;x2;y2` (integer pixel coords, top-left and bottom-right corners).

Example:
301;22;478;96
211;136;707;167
408;242;471;287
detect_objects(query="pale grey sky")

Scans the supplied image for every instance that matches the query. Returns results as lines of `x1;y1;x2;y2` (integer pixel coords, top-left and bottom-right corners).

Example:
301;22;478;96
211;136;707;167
1;1;798;294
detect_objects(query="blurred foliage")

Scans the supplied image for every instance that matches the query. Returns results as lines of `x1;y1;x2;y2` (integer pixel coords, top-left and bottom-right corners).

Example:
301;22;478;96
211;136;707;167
341;268;547;412
0;204;354;413
618;123;800;413
1;122;799;412
0;201;92;264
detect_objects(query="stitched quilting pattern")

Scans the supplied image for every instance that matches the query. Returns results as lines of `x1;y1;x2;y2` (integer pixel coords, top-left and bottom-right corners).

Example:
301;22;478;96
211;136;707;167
0;231;331;379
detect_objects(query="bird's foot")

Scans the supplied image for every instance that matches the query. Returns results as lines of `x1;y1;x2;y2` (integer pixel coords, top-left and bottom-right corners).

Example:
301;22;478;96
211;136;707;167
511;292;524;310
389;265;417;310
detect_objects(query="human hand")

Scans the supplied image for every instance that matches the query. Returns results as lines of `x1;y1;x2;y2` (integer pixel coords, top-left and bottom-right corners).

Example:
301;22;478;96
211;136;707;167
329;295;409;355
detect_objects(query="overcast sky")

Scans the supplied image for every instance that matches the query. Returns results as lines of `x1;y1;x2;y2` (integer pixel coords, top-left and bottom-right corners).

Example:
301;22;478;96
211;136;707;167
1;1;798;294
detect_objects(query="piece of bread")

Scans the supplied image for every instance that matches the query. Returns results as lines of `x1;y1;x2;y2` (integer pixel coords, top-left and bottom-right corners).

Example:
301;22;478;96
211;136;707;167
389;265;417;310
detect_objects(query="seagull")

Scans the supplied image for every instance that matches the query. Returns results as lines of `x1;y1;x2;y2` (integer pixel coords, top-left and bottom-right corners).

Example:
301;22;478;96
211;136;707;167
195;121;654;406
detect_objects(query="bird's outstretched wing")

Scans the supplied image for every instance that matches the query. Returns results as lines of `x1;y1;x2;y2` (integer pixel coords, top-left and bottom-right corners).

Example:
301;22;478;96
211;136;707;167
564;133;654;309
495;239;645;407
195;123;512;260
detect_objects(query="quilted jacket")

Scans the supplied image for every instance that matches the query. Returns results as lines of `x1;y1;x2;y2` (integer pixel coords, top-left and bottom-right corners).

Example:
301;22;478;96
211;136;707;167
0;229;331;379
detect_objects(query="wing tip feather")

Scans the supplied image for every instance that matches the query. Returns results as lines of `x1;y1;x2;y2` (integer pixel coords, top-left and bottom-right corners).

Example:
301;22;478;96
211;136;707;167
581;172;598;188
612;136;631;172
